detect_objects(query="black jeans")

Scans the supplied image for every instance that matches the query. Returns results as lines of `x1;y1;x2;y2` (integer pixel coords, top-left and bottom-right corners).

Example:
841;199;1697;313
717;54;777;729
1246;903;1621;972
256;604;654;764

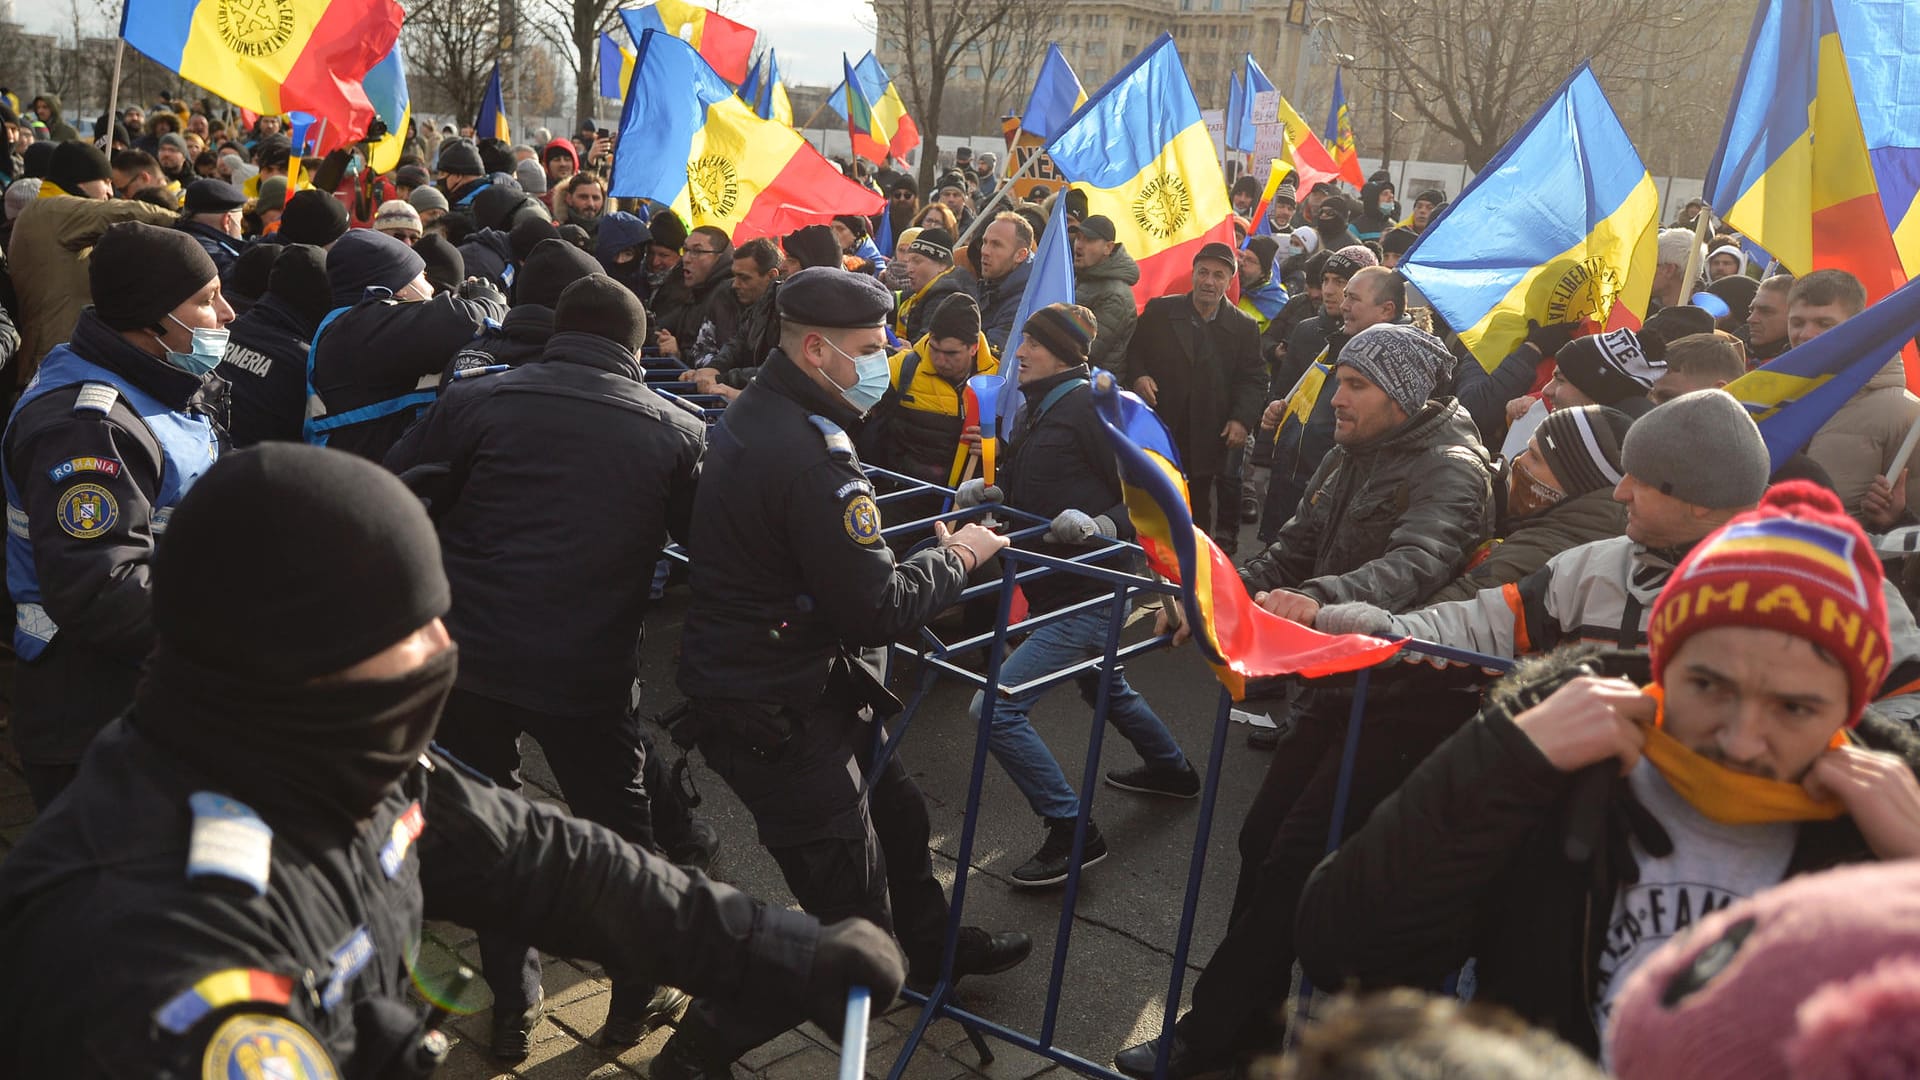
436;687;679;1018
686;698;948;1059
1187;471;1242;549
1174;689;1481;1056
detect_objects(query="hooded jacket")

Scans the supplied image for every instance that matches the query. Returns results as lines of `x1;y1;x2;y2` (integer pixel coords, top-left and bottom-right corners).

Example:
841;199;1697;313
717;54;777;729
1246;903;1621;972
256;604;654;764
1296;645;1920;1058
29;96;79;143
1353;181;1398;242
1243;399;1494;610
7;190;177;376
541;137;580;179
1806;357;1920;519
593;212;653;300
1075;244;1140;369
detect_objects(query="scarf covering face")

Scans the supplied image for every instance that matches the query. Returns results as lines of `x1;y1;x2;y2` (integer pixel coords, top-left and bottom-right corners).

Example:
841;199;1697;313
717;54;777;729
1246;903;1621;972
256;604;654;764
1640;683;1846;826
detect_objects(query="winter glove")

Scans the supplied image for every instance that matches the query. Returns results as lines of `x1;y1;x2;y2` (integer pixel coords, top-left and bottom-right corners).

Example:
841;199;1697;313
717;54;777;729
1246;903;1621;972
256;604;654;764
1524;318;1581;359
457;276;506;305
953;479;1004;509
1045;509;1116;544
1313;602;1395;636
802;917;906;1033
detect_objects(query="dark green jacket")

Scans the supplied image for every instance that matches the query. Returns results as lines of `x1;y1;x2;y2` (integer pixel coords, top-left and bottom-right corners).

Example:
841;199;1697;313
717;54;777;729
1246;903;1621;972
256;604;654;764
1421;484;1627;605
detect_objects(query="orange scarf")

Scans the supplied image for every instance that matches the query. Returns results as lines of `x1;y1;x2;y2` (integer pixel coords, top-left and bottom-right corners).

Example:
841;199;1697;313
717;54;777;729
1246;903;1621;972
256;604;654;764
1640;683;1846;826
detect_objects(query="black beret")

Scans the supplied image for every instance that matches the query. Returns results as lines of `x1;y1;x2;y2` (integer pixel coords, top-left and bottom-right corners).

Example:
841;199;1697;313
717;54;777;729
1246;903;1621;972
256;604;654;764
182;178;246;214
776;267;893;328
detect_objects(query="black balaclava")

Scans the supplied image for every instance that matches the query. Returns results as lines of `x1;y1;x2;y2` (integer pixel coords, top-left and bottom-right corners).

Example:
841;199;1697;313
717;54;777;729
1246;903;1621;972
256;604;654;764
134;444;455;830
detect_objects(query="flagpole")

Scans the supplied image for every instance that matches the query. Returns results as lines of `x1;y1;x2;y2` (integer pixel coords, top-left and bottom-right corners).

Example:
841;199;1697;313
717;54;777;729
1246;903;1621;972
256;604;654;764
99;39;126;151
956;147;1048;248
1677;209;1712;307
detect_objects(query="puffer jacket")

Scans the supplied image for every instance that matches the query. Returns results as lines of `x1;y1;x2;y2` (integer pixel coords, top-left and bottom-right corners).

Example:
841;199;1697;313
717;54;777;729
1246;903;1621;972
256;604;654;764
1296;644;1920;1059
858;332;999;485
1241;398;1494;610
1075;244;1140;369
6;189;176;376
1422;484;1627;605
1806;357;1920;518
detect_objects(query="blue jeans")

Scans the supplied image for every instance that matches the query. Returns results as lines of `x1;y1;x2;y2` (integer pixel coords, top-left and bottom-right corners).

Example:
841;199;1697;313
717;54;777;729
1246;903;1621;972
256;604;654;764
968;604;1188;820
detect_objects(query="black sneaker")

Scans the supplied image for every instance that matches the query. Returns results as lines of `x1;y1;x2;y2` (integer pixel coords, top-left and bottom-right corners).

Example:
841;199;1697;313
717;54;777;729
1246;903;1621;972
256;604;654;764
649;1020;738;1080
1240;496;1260;523
907;926;1033;992
490;987;544;1061
1105;761;1202;799
1010;817;1109;888
601;985;690;1047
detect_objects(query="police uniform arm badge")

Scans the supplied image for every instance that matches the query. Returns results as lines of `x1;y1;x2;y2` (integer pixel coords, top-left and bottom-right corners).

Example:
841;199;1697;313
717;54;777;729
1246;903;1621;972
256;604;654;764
149;968;340;1080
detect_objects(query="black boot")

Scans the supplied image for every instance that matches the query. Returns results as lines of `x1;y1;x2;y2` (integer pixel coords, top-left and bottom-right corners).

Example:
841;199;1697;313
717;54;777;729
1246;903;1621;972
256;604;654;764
648;1012;737;1079
1114;1034;1234;1079
489;987;544;1061
1010;817;1109;888
906;926;1033;993
602;985;691;1048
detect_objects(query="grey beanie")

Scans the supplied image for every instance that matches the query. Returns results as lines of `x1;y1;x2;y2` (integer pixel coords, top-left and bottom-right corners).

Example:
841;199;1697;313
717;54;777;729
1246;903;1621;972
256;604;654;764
408;184;449;213
1336;323;1451;418
1620;388;1769;509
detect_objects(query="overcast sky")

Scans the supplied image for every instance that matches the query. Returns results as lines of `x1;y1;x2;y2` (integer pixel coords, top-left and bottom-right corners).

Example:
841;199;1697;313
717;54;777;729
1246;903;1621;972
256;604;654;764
11;0;876;90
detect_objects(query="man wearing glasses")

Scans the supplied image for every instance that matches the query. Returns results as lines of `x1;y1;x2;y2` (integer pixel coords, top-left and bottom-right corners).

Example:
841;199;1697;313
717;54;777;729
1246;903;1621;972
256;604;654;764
655;226;734;360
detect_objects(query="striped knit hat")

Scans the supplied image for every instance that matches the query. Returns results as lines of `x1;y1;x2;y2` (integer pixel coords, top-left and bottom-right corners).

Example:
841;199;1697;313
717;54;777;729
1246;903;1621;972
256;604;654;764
1022;302;1097;363
1532;405;1630;498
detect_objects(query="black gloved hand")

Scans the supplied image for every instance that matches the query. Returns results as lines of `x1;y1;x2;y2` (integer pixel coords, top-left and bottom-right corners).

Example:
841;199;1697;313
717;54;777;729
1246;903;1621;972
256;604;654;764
803;918;906;1035
457;277;505;304
1524;319;1581;358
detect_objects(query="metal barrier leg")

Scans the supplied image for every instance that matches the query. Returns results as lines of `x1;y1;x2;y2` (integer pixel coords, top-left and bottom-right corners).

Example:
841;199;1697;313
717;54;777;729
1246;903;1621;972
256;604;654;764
1038;583;1131;1049
1153;685;1236;1079
888;555;1023;1080
1292;667;1373;1039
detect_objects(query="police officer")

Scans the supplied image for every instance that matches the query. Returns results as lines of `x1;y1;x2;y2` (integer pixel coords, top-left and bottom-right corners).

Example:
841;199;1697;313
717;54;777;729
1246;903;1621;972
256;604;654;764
0;443;904;1077
217;243;329;445
652;268;1031;1079
306;229;505;461
3;221;229;808
174;177;249;276
441;237;601;379
385;275;714;1058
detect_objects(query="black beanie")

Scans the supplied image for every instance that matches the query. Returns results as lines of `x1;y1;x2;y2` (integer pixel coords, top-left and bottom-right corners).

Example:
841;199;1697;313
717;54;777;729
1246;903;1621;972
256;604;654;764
90;222;219;331
326;228;426;305
22;140;55;179
1642;303;1717;347
785;224;841;269
1244;235;1280;274
1555;328;1667;406
47;139;111;195
279;189;349;246
648;209;688;253
269;244;332;330
152;443;449;680
508;214;558;263
1023;302;1096;364
477;137;515;177
928;292;980;343
554;274;648;352
1380;226;1418;257
414;234;465;295
515;237;600;308
222;242;280;307
435;139;483;176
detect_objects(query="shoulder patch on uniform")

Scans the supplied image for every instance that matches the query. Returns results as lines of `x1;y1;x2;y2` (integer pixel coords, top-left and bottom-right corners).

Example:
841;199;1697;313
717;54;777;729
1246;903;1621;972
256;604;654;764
153;968;295;1035
379;801;425;879
56;483;118;540
186;792;273;896
72;382;119;415
199;1013;339;1079
320;926;375;1011
833;479;874;499
47;456;121;483
807;414;858;463
843;494;883;545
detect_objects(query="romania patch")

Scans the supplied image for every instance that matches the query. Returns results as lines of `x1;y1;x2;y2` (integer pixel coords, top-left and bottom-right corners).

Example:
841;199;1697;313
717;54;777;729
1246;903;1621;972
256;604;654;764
47;456;121;483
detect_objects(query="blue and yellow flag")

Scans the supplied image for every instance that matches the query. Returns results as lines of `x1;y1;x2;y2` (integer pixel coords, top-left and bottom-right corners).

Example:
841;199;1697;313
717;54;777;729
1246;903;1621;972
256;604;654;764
1726;273;1920;473
1229;55;1274;157
1046;34;1236;310
475;63;508;142
1089;375;1400;699
1400;65;1657;371
609;29;884;241
1323;69;1362;187
1020;44;1088;141
362;41;409;173
599;32;635;101
741;49;792;126
998;204;1077;437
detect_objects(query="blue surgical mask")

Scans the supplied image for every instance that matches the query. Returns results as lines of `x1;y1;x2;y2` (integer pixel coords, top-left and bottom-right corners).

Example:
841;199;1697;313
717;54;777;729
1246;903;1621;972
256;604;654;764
823;338;892;414
161;314;229;377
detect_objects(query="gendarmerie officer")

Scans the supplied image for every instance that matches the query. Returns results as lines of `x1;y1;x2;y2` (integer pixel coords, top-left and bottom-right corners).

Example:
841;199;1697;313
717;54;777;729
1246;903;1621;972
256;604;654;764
386;275;716;1058
652;267;1031;1079
2;221;230;808
0;443;904;1078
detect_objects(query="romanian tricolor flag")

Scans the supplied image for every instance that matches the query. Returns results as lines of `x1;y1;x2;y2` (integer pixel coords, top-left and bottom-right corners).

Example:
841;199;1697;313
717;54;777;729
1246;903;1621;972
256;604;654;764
740;49;793;126
1271;92;1342;194
1726;272;1920;472
843;55;887;155
1046;34;1236;310
1829;3;1920;283
599;32;635;101
361;41;409;173
1089;374;1401;699
475;63;508;143
608;29;884;242
1020;44;1088;142
1323;69;1363;187
830;52;921;163
1399;65;1657;371
121;0;400;143
1706;0;1910;382
621;1;756;86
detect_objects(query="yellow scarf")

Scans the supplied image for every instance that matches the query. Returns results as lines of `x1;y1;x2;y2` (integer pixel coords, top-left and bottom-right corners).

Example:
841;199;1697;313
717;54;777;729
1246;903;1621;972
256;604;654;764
36;180;69;199
1640;683;1847;826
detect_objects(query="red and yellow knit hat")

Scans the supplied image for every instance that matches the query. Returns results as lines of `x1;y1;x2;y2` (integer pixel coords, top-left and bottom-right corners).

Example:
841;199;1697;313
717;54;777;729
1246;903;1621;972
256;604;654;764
1648;481;1889;725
